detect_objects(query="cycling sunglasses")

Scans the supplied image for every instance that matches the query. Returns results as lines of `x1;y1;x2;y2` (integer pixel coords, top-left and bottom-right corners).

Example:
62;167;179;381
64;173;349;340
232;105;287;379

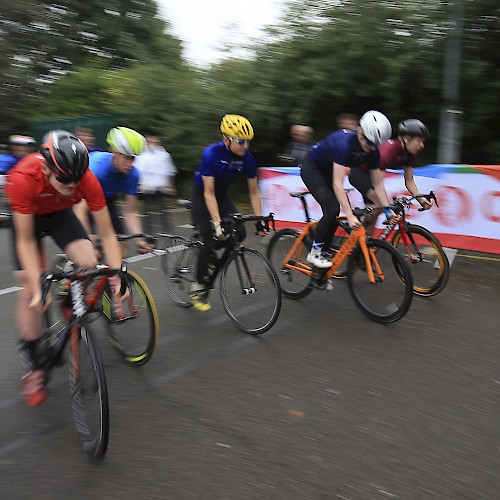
226;136;251;145
50;171;78;185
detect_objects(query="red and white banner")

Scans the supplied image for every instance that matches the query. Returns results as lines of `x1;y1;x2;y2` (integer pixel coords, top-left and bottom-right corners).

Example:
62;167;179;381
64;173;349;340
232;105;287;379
259;164;500;254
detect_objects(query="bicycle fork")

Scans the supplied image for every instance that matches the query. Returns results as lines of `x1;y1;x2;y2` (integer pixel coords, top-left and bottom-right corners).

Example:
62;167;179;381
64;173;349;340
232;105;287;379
234;252;257;294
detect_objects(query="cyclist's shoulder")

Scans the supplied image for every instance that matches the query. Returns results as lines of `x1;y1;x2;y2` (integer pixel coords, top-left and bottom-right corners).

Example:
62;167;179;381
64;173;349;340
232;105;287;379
89;151;113;171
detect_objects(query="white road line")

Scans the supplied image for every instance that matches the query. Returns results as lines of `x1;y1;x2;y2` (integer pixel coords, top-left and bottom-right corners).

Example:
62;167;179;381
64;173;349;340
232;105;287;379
0;286;22;295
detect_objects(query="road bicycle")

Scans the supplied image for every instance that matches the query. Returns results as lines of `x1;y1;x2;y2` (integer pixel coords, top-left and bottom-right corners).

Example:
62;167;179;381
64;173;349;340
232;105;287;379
276;191;449;297
375;192;450;296
159;212;282;335
36;264;130;458
267;203;414;323
53;233;159;366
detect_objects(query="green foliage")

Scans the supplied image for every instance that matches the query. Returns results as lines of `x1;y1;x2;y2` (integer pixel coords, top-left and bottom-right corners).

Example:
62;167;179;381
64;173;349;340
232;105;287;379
2;0;499;165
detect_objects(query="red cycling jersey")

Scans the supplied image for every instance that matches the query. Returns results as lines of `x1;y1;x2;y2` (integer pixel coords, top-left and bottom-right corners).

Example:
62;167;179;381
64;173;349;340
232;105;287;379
5;153;106;215
378;139;417;171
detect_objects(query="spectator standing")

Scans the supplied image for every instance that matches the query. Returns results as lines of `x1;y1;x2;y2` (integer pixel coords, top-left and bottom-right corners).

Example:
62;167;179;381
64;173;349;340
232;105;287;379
336;113;359;131
134;133;178;232
278;124;313;165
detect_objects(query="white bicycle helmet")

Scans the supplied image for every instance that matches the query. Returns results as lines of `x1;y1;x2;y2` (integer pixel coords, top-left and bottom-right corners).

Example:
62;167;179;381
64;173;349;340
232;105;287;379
359;110;392;145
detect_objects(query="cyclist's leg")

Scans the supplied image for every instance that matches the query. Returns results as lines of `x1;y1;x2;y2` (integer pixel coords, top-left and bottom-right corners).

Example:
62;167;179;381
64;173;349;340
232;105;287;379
104;197;127;257
11;211;85;406
218;197;246;242
301;161;339;266
190;185;213;311
51;208;97;269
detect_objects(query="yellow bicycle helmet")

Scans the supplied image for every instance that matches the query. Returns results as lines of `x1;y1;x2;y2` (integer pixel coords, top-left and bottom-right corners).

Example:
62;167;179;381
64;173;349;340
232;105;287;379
220;115;254;140
106;126;146;156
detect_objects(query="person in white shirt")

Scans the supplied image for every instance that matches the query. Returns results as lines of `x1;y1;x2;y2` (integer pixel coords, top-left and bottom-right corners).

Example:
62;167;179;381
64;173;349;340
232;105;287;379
134;133;178;231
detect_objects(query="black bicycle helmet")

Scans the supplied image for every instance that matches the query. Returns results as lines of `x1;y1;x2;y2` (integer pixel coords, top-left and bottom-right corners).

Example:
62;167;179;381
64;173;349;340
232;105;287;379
398;119;430;139
40;130;89;183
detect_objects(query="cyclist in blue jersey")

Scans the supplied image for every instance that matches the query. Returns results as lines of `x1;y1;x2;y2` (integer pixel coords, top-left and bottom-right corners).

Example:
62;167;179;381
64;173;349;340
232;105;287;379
300;110;392;269
190;114;266;312
0;135;36;174
74;126;152;254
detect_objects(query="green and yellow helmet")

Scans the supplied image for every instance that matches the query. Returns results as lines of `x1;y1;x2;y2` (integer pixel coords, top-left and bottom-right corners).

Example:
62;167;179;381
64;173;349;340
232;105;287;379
106;126;146;156
220;115;254;140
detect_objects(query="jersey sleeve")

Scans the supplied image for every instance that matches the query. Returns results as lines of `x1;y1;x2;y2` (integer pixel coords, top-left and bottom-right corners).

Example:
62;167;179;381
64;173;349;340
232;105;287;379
244;153;257;179
198;147;216;177
125;168;140;196
80;170;107;211
5;171;36;214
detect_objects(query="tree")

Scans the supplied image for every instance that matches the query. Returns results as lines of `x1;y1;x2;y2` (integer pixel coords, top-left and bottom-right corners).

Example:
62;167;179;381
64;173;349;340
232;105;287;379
0;0;182;138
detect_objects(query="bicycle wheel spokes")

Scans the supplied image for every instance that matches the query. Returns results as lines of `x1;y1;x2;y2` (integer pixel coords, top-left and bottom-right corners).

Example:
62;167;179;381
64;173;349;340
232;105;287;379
161;236;197;307
69;324;109;459
104;271;159;366
221;248;282;335
392;224;450;297
267;228;313;299
347;239;413;323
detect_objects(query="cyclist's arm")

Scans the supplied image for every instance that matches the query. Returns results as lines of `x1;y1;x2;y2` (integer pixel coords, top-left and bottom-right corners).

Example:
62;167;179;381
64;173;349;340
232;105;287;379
92;207;123;269
333;163;360;229
12;212;42;307
123;194;152;252
73;199;93;234
370;168;391;206
202;176;221;223
247;177;262;217
404;167;432;208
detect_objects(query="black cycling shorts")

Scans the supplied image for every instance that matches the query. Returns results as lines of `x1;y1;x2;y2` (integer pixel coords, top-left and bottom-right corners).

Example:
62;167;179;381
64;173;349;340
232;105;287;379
10;208;89;270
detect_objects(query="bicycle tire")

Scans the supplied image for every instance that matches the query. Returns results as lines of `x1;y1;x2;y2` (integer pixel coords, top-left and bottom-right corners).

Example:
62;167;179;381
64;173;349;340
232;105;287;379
347;238;413;323
267;228;314;299
220;248;282;335
102;270;159;366
161;235;197;307
69;321;109;459
391;224;450;297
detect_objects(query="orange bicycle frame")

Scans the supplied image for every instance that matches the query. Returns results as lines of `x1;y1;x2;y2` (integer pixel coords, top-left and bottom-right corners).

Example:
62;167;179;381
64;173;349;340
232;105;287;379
283;219;382;284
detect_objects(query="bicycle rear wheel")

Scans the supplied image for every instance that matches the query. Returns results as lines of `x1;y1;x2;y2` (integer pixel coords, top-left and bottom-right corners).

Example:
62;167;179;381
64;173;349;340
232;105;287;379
161;235;198;307
347;238;413;323
267;228;313;299
220;248;282;335
391;224;450;297
102;270;159;366
69;322;109;459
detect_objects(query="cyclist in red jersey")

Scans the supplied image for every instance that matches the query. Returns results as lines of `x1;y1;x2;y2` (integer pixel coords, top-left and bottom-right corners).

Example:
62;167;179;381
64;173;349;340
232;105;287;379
5;130;125;408
348;119;432;232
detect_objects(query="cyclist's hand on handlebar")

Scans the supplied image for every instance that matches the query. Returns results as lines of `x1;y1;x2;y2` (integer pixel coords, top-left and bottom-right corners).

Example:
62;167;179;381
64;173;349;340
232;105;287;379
255;220;268;237
136;238;154;254
347;214;361;229
113;274;130;302
384;208;397;220
28;287;44;312
417;197;433;211
212;220;226;241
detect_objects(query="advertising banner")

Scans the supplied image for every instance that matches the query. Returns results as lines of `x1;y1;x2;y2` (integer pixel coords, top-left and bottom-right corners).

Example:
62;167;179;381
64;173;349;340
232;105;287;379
259;164;500;254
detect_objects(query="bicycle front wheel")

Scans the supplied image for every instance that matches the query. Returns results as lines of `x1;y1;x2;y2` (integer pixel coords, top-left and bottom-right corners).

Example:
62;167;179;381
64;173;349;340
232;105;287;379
220;248;282;335
69;322;109;459
102;270;159;366
391;224;450;297
267;228;313;299
161;235;198;307
347;238;413;323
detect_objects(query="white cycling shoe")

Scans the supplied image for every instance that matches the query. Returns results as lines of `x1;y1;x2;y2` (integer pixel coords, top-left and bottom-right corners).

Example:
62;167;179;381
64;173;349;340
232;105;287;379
306;250;332;269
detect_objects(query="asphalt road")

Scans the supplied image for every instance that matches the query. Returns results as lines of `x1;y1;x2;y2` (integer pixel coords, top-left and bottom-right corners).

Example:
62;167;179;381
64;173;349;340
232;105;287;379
0;209;499;500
